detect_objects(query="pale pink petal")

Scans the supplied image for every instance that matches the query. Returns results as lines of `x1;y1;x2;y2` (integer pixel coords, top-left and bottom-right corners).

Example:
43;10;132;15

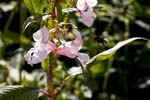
25;26;55;65
56;48;77;58
46;41;56;53
56;42;77;58
77;53;89;65
77;0;86;10
56;30;83;58
80;7;96;27
24;48;48;65
33;26;49;43
73;29;82;46
86;0;98;8
25;40;56;65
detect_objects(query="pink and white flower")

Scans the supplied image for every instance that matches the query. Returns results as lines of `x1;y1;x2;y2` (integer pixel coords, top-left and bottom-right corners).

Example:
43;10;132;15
24;26;56;65
55;29;89;65
25;26;89;66
76;0;98;27
77;0;98;11
79;7;96;27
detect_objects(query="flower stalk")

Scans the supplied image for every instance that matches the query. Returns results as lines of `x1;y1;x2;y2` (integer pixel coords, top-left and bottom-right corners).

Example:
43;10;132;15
46;53;54;100
46;1;57;100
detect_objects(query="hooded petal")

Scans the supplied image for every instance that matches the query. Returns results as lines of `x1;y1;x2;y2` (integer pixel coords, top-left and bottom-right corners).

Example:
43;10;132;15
73;29;82;46
80;7;96;27
86;0;98;8
34;40;56;54
56;42;77;58
24;47;48;65
46;41;56;53
77;53;89;65
56;30;83;58
77;0;86;10
33;26;49;43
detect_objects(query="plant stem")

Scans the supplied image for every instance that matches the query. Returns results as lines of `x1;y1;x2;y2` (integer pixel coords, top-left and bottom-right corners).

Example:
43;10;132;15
18;0;26;84
104;16;115;33
46;1;58;100
2;2;18;41
102;58;113;92
46;53;54;100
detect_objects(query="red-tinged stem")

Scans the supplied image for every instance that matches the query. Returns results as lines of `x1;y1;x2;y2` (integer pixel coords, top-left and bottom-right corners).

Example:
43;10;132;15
53;81;65;96
38;89;50;97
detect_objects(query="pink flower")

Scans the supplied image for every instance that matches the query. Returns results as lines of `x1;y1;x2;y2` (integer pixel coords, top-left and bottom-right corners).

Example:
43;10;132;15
24;48;48;65
79;7;96;27
24;26;56;65
77;53;89;65
76;0;97;27
56;29;89;65
33;26;49;43
77;0;98;11
25;26;89;66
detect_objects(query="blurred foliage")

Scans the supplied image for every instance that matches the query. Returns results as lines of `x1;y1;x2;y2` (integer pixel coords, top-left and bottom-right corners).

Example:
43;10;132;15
0;0;150;100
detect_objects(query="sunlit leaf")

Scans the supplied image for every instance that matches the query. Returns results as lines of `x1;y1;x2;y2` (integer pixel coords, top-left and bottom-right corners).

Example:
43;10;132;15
64;75;72;81
87;37;148;64
67;37;148;76
67;66;83;76
0;86;38;100
41;59;47;70
20;35;31;45
24;0;32;13
24;0;45;13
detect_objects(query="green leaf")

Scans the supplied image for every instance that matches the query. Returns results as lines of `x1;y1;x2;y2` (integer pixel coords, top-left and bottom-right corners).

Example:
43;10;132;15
135;4;150;19
67;66;84;77
56;4;63;22
3;30;20;44
87;37;148;64
24;0;45;13
41;59;47;70
23;14;50;30
67;37;148;77
0;85;38;100
24;0;34;13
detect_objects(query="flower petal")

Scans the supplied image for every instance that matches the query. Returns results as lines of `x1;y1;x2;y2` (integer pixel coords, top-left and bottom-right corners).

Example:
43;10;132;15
73;29;82;46
80;7;96;27
33;26;49;43
46;41;56;53
56;30;83;58
24;47;48;65
86;0;98;8
77;0;86;10
34;41;56;54
56;42;77;58
77;53;89;65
